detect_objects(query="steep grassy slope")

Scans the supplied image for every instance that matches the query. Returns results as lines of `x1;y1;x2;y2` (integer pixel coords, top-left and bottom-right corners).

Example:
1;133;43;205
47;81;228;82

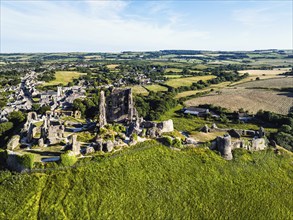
0;141;292;219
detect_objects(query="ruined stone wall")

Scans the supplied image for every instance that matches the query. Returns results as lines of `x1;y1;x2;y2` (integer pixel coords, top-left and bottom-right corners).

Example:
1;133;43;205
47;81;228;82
105;88;135;123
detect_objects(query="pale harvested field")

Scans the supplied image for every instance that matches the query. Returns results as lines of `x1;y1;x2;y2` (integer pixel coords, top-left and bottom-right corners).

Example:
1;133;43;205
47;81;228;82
165;75;216;88
238;68;290;76
232;68;290;85
185;87;293;115
238;77;293;88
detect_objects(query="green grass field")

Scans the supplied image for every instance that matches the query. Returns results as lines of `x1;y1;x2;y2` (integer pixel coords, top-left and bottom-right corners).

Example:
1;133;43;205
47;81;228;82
128;85;149;95
0;140;292;219
164;68;182;73
165;75;216;88
160;105;265;133
144;84;168;92
44;71;86;86
164;74;184;78
175;82;232;99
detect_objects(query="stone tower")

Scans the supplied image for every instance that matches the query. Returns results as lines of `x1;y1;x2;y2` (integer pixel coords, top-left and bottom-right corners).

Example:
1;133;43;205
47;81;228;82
57;86;63;97
99;90;107;127
216;134;233;160
128;89;134;121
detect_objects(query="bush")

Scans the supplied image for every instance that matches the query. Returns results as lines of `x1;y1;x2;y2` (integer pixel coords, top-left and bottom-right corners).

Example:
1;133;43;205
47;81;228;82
131;133;138;141
172;138;182;148
17;154;35;169
280;125;291;133
161;136;172;147
60;151;78;166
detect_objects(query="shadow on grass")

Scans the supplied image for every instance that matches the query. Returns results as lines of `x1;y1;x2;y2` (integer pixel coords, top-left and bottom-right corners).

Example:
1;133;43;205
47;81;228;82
26;150;61;157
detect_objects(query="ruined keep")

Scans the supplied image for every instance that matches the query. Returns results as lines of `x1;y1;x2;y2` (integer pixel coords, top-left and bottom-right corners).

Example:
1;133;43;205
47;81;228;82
99;91;107;127
105;88;137;123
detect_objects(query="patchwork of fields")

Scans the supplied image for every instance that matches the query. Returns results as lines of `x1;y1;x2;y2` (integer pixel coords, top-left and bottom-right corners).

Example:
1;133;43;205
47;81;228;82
185;87;293;115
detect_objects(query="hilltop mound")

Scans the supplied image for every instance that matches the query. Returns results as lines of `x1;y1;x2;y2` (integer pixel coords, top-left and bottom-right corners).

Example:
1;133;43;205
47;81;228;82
0;141;292;219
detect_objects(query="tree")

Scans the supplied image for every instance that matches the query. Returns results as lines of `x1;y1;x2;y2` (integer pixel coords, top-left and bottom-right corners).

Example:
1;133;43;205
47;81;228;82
61;151;77;166
0;122;13;137
32;104;40;112
280;125;292;134
0;100;7;108
73;99;86;116
39;105;51;115
7;111;25;124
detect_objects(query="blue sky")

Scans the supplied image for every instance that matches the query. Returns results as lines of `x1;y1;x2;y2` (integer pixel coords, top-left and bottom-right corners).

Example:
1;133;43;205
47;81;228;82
1;0;292;52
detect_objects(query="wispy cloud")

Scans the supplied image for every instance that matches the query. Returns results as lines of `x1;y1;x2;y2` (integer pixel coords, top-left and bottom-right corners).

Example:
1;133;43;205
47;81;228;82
233;7;274;27
1;0;209;52
1;0;292;52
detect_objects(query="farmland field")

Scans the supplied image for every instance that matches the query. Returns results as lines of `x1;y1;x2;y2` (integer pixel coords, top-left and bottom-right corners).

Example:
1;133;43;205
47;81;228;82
185;87;293;115
43;71;86;86
231;68;291;85
238;68;290;76
129;85;149;95
106;64;119;69
164;74;184;78
144;84;168;92
165;75;216;88
238;77;293;88
165;68;182;73
175;82;231;99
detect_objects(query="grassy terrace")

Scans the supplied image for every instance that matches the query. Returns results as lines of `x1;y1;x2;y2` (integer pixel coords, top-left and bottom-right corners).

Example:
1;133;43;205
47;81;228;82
0;140;292;219
43;71;86;86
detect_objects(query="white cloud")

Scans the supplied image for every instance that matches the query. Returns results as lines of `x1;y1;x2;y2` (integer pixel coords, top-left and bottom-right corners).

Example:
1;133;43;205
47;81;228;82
1;0;209;52
233;7;274;28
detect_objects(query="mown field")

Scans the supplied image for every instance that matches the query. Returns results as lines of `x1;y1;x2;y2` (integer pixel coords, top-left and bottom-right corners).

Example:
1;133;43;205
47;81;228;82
165;75;216;88
185;88;293;115
129;85;149;95
43;71;86;86
233;68;290;85
175;82;231;99
238;77;293;88
144;84;168;92
0;140;292;219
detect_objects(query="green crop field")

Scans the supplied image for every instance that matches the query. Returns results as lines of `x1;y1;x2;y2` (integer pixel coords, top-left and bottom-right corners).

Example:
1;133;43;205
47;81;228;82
0;140;292;219
144;84;168;92
43;71;86;86
165;75;216;88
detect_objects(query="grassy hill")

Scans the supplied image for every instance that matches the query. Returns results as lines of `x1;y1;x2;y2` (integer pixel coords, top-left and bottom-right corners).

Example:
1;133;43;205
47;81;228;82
0;140;292;219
